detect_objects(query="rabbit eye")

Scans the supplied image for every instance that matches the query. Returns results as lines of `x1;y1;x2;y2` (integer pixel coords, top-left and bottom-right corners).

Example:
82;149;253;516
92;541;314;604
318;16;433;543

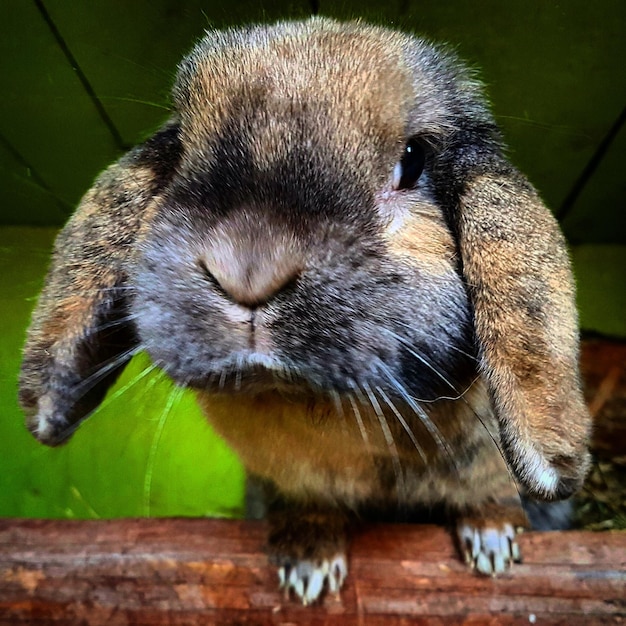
392;138;426;190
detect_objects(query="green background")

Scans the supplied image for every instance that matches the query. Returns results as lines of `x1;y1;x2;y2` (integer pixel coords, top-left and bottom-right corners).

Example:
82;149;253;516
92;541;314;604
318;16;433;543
1;0;624;519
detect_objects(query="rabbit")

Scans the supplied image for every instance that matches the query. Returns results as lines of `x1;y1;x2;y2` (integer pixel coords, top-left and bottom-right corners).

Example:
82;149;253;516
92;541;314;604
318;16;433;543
20;17;591;604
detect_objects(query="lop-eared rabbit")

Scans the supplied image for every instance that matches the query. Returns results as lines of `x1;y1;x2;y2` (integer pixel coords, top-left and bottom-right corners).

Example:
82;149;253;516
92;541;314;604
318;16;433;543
20;18;591;604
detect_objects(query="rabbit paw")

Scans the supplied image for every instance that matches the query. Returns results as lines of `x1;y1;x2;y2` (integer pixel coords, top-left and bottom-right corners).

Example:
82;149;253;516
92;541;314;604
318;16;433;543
457;519;522;575
268;507;349;604
277;554;347;605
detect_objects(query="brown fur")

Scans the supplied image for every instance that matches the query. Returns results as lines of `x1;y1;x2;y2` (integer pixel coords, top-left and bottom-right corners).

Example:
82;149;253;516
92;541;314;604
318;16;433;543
458;174;590;497
198;381;515;511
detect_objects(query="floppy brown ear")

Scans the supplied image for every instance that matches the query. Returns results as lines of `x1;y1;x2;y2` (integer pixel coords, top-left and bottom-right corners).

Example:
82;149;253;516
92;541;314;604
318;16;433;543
19;122;181;446
433;129;591;501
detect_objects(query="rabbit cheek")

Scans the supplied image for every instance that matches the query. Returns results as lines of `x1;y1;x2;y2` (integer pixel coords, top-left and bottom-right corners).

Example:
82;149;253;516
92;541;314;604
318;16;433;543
381;197;459;276
380;204;477;395
132;270;252;387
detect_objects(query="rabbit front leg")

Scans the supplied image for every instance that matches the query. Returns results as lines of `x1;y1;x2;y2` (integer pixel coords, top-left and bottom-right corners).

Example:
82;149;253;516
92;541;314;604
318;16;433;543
248;477;349;605
456;499;528;576
268;504;350;605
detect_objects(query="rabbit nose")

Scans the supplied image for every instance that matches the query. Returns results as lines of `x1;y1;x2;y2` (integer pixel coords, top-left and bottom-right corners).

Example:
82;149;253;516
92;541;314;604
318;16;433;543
199;233;303;308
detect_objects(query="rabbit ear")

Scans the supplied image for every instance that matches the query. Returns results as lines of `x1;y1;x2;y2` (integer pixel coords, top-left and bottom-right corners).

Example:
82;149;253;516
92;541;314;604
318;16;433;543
19;122;181;446
434;129;591;500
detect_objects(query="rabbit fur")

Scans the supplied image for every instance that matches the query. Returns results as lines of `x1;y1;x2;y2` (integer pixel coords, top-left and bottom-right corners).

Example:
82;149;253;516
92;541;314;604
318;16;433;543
20;17;591;603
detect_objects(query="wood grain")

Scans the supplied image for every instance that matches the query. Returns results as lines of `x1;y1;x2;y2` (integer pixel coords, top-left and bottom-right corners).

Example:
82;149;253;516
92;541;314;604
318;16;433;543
1;518;624;625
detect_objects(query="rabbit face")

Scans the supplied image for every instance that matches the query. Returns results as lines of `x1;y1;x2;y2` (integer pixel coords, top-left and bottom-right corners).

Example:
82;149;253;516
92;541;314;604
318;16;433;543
132;34;477;402
131;21;489;405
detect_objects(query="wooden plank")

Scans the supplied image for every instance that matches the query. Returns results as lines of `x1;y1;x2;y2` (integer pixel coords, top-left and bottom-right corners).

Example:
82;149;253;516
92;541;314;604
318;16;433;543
1;518;624;624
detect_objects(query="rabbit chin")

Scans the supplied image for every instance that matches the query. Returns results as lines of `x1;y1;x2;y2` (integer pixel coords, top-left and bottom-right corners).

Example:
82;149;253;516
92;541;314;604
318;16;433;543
180;351;323;397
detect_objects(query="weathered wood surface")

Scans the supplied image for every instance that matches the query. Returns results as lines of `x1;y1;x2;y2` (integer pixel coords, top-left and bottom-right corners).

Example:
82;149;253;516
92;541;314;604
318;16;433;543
581;339;626;458
1;518;624;625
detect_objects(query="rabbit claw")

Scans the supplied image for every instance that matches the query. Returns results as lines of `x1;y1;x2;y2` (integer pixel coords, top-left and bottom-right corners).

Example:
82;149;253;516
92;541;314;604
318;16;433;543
278;554;347;605
457;521;521;576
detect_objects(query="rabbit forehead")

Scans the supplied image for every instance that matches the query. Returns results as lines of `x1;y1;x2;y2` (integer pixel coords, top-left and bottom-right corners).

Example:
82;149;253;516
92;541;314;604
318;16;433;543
173;19;442;154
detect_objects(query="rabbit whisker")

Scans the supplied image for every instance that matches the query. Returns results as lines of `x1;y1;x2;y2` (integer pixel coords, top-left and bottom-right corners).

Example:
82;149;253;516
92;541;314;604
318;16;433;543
218;367;228;391
329;388;350;436
100;50;174;79
385;330;490;416
385;334;518;489
33;346;144;444
69;485;101;519
346;387;371;449
392;319;478;362
329;388;343;416
66;286;136;299
71;345;143;399
85;313;140;336
97;360;162;410
143;383;186;516
92;285;136;293
374;384;428;465
100;95;172;111
375;360;459;478
387;327;481;402
454;384;523;498
234;354;244;391
383;328;460;394
360;380;406;503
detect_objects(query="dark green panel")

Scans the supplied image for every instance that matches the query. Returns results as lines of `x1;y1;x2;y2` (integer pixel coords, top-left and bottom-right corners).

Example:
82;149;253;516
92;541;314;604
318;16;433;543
572;245;626;337
0;138;70;225
0;1;310;226
0;1;121;219
562;122;626;245
1;0;623;238
43;0;311;148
